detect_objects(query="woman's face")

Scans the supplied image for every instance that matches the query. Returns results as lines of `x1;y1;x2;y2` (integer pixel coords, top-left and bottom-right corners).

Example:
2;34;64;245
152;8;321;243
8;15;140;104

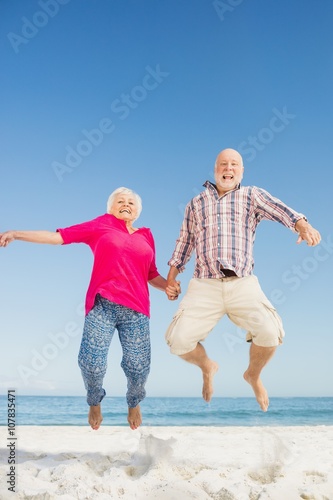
109;193;138;223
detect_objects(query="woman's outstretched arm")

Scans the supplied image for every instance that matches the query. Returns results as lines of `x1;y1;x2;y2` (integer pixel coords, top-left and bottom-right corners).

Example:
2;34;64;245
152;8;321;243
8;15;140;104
0;230;64;247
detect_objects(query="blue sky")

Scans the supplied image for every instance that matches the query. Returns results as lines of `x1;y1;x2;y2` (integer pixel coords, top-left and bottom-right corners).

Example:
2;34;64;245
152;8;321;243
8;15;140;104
1;0;332;401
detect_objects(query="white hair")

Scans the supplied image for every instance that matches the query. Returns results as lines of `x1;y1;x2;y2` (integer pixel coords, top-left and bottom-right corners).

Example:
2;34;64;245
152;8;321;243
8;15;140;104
106;187;142;220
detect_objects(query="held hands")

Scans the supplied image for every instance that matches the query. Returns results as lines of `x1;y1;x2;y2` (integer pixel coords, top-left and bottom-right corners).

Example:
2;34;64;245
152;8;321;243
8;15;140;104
165;280;181;301
0;231;15;247
295;222;321;247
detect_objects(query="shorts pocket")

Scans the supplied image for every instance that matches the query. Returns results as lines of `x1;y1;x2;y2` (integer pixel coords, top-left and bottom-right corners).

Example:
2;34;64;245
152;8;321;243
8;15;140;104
261;300;285;344
164;309;184;347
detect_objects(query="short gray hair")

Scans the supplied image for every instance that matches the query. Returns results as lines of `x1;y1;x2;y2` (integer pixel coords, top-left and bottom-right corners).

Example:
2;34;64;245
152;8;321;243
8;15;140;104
106;187;142;220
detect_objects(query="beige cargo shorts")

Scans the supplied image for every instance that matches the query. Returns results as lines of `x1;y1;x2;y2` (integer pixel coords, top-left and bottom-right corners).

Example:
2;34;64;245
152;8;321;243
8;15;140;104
165;276;284;355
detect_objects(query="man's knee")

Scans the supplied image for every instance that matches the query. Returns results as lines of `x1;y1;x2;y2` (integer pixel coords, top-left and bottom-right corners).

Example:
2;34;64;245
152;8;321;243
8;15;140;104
246;328;283;347
165;326;197;355
165;309;207;355
169;341;198;356
245;298;285;347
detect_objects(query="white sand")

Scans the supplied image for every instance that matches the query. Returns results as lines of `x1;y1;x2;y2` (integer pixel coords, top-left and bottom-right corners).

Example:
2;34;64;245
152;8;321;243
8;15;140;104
1;425;332;499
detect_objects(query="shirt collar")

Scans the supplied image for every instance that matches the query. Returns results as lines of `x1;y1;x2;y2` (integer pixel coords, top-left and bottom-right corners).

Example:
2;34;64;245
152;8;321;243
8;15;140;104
203;180;241;196
106;213;127;228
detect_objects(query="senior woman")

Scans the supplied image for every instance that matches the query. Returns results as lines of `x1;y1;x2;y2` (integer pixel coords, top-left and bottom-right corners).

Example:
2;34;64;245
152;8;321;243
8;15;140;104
0;187;179;430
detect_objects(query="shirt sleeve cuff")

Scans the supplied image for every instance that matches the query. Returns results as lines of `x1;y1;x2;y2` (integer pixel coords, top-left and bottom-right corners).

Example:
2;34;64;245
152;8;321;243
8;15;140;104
148;269;160;281
293;215;308;232
56;228;67;244
167;258;185;273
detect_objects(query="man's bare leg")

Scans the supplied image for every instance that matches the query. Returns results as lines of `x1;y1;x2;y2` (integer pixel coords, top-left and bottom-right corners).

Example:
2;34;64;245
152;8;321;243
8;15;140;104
180;342;219;402
127;405;142;430
243;343;277;412
88;404;103;430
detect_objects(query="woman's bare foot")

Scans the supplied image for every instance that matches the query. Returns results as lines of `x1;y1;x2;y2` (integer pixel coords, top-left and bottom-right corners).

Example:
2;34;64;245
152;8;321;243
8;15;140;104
202;360;219;402
243;371;269;412
127;405;142;430
88;405;103;430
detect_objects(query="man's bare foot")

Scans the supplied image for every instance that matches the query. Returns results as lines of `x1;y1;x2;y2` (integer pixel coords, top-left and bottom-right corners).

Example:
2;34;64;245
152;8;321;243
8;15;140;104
202;360;219;402
88;405;103;430
127;405;142;430
243;371;269;412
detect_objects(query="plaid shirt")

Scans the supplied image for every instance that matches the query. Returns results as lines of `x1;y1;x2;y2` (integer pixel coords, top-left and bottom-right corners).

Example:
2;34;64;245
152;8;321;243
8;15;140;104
168;181;306;278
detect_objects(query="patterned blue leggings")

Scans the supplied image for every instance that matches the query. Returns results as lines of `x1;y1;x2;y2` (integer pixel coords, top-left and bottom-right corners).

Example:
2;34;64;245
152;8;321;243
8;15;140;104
78;295;151;408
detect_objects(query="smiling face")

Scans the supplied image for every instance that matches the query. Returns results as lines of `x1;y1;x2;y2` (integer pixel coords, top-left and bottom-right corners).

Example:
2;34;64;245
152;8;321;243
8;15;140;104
109;193;138;224
214;148;244;196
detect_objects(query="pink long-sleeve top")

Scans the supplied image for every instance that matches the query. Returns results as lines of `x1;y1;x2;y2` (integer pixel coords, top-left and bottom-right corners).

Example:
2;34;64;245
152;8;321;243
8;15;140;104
57;214;160;317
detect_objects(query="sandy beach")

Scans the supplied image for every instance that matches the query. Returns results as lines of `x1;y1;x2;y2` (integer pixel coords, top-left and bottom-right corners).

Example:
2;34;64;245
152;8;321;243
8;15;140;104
1;425;332;499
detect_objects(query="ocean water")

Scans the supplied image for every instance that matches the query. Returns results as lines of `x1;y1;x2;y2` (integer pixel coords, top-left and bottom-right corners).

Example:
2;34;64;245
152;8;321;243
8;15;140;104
1;396;333;426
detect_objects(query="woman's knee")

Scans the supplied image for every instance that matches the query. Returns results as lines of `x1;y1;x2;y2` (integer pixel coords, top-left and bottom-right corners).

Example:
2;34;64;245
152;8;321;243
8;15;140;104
121;354;151;379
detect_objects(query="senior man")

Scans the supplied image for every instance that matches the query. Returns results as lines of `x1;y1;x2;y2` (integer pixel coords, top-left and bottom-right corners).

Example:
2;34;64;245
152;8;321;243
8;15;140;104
165;148;321;412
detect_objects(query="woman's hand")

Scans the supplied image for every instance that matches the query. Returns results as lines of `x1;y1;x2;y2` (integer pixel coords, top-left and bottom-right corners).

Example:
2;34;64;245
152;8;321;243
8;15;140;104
0;231;16;247
166;280;181;301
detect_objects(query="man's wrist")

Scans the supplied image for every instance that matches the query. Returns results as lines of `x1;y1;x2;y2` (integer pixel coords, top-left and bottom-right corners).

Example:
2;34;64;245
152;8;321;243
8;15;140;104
167;266;180;282
295;218;309;233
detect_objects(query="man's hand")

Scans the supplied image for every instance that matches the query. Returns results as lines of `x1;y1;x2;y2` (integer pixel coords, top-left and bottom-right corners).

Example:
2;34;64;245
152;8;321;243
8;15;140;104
295;221;321;247
166;279;181;301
